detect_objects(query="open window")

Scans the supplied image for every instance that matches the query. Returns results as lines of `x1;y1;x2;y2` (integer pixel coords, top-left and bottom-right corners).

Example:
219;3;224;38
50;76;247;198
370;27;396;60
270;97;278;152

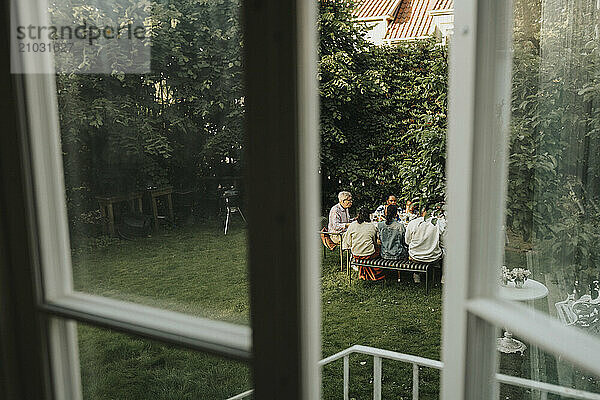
4;0;600;399
442;0;600;398
2;0;319;398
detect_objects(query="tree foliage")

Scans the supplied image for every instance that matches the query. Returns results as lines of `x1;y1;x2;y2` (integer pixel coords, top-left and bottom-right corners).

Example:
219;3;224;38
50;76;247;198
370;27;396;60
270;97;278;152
57;0;448;230
507;0;600;291
56;0;244;221
319;1;447;212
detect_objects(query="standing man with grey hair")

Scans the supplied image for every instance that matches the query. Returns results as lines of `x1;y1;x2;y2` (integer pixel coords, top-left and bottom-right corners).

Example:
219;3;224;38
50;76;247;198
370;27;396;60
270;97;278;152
328;191;352;244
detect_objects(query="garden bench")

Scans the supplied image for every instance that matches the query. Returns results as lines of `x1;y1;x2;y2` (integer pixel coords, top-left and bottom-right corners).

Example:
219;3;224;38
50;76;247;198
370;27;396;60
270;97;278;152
349;257;441;294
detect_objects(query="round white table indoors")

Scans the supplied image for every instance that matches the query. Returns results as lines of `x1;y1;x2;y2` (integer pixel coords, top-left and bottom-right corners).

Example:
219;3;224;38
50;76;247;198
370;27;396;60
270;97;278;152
497;279;549;354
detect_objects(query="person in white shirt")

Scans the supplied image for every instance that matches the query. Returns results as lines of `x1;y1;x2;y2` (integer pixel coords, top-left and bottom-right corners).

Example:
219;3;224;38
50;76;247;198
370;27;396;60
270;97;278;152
405;208;444;282
405;211;443;262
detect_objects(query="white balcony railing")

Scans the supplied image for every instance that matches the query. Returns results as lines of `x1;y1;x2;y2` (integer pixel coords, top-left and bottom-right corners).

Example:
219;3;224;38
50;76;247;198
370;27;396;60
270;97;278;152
228;345;600;400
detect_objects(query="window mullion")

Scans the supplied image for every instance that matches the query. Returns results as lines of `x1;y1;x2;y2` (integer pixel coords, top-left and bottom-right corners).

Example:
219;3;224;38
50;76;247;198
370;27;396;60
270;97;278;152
22;72;74;300
41;292;252;360
48;319;82;400
442;0;514;399
0;36;54;400
243;0;320;398
467;297;600;377
13;0;74;301
297;0;321;396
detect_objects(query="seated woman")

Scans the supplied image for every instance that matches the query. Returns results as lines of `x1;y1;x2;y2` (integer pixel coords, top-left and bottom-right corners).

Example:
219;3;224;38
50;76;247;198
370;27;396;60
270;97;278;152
343;207;385;281
377;204;408;261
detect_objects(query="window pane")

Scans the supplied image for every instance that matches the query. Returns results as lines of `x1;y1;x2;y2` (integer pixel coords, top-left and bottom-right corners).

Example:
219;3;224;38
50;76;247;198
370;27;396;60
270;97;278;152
318;2;448;398
497;338;600;399
505;0;600;334
49;0;248;323
501;0;600;393
77;322;252;399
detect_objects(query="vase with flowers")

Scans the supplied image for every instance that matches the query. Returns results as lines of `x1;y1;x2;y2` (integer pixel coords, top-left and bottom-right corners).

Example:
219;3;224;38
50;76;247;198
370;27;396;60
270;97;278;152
510;268;531;288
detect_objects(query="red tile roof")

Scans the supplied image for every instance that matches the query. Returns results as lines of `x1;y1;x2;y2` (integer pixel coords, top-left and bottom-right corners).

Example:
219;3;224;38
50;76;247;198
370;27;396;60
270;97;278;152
385;0;453;40
432;0;453;11
354;0;402;19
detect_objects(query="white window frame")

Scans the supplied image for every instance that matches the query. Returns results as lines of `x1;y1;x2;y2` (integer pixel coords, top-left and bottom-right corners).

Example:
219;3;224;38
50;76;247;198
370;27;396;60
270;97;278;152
7;0;320;399
442;1;600;399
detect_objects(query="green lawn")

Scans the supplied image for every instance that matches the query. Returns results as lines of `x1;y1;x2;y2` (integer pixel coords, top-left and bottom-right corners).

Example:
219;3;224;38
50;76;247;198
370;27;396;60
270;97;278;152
73;222;443;399
72;222;250;324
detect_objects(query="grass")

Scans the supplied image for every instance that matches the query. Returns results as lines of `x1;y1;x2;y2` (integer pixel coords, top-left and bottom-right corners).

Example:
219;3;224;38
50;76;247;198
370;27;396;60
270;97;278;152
73;223;599;399
72;221;444;399
72;222;250;324
320;259;442;399
78;325;251;400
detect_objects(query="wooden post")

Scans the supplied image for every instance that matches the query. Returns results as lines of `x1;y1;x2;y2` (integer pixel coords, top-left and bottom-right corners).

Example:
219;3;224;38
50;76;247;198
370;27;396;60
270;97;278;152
151;195;158;232
167;193;174;224
98;201;105;218
107;203;115;236
98;201;107;235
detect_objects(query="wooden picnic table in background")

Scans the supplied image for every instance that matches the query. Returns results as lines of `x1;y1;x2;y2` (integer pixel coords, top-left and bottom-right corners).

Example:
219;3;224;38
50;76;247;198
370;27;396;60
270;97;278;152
147;186;174;232
96;192;143;236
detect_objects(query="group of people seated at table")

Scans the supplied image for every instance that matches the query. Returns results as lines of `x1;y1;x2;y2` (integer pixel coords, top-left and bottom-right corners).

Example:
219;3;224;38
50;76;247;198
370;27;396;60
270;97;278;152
326;191;445;282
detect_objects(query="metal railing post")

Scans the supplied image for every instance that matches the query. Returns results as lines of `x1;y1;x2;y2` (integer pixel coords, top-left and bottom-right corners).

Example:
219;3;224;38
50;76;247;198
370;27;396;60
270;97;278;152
373;356;382;400
412;363;419;400
343;355;349;400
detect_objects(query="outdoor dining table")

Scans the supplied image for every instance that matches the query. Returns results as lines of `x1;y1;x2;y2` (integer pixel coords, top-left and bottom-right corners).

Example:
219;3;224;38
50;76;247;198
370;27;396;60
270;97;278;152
147;186;175;232
497;279;549;354
499;279;548;302
96;192;144;236
369;215;411;226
